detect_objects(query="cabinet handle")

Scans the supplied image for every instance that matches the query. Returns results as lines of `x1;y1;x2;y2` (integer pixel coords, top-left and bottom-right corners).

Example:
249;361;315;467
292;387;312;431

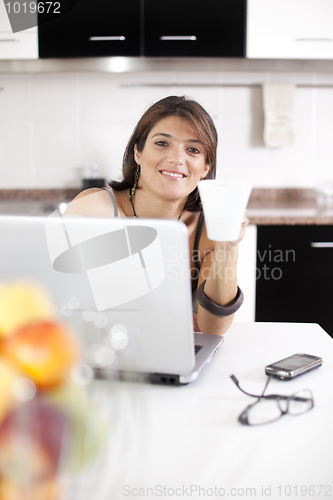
89;36;126;41
0;38;20;42
295;38;333;42
310;242;333;248
159;36;197;41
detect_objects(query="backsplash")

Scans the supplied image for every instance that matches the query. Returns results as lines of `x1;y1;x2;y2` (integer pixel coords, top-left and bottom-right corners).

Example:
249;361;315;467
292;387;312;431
1;67;333;189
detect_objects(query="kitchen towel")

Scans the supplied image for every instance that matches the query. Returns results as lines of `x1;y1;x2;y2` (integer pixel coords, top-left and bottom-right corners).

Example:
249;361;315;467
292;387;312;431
262;83;296;148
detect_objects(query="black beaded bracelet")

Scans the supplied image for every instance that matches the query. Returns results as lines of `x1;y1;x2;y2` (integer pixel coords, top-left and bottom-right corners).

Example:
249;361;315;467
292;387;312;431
197;280;244;318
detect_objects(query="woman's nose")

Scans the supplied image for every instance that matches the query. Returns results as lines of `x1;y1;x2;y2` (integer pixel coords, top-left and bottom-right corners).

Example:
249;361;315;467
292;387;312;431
167;146;185;165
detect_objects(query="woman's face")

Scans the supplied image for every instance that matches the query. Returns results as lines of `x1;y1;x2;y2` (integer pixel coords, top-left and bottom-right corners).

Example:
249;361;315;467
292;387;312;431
134;115;210;203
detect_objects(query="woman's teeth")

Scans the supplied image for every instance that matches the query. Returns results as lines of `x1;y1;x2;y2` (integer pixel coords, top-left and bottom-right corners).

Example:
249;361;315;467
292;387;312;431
160;170;185;178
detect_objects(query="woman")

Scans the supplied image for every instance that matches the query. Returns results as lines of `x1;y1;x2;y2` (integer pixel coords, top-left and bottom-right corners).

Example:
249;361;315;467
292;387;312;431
65;95;248;335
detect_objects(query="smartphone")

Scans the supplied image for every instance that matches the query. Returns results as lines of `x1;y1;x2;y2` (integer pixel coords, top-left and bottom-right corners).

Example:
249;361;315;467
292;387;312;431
265;353;322;380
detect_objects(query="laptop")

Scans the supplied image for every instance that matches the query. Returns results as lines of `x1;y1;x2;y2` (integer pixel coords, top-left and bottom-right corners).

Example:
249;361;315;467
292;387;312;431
0;214;223;384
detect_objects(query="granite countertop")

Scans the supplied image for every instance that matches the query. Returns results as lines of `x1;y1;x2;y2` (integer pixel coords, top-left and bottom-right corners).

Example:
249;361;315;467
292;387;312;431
247;189;333;225
1;188;333;224
0;189;81;216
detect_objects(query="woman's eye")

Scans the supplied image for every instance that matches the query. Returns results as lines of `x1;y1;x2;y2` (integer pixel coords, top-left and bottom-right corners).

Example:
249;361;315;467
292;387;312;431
188;147;200;154
156;141;168;147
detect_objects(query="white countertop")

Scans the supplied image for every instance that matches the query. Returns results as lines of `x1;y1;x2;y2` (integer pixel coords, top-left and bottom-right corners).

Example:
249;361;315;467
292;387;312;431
74;322;333;500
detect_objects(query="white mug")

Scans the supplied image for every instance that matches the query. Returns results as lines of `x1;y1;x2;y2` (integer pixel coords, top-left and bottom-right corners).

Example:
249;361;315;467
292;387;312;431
198;180;252;241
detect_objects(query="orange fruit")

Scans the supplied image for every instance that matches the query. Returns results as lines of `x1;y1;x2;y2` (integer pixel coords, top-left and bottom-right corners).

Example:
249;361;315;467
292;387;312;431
2;321;81;389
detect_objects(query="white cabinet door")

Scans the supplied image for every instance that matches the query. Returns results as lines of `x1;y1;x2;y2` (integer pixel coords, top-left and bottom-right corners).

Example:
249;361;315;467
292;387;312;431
247;0;333;59
0;2;38;59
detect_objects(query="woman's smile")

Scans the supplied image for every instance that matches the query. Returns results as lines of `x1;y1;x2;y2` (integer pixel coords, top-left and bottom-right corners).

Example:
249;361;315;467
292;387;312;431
159;169;187;180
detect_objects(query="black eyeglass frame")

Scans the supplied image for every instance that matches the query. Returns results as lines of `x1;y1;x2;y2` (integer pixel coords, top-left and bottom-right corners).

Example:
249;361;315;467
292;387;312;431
230;374;314;426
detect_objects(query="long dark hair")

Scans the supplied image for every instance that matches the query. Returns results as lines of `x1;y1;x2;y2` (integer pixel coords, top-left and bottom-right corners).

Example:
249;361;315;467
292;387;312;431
109;95;217;211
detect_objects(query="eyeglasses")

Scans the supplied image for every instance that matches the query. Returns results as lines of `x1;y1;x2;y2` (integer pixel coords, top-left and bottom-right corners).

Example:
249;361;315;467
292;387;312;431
230;375;314;426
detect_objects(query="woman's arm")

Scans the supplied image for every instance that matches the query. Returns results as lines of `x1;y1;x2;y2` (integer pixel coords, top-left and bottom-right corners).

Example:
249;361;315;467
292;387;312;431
196;219;249;336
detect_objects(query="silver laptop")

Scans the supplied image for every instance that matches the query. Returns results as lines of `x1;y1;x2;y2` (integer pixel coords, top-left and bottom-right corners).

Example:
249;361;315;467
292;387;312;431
0;214;223;384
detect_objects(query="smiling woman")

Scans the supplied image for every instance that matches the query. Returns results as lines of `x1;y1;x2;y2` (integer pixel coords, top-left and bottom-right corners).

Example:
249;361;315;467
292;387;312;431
65;96;248;335
111;95;217;214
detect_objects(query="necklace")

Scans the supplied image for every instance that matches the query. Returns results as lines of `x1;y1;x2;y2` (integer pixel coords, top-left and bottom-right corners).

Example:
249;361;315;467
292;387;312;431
129;189;182;220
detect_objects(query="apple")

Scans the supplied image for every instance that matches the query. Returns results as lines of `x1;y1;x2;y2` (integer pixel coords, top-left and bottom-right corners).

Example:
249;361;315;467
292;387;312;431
1;321;81;389
44;381;109;472
0;281;55;338
0;398;69;487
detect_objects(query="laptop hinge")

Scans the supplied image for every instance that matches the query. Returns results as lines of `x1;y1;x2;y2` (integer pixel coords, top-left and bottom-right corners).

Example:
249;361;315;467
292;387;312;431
149;373;181;385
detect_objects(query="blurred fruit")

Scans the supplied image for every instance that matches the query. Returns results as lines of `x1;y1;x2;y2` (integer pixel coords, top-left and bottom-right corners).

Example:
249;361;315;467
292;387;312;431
0;398;68;487
45;381;109;472
0;477;60;500
0;357;22;425
0;281;55;338
1;321;81;389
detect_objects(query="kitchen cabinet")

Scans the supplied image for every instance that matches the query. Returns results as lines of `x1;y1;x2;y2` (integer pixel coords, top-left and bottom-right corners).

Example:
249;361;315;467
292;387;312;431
143;0;246;57
38;0;246;58
38;0;141;58
255;225;333;337
247;0;333;59
0;1;38;59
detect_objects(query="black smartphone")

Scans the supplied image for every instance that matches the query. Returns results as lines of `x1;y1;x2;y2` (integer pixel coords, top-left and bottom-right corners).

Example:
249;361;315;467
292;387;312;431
265;353;323;380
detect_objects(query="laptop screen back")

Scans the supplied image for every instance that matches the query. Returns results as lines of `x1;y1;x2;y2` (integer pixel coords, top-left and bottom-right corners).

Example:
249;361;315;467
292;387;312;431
0;215;195;375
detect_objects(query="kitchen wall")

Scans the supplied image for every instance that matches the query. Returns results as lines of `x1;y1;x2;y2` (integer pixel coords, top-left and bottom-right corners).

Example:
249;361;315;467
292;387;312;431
1;66;333;189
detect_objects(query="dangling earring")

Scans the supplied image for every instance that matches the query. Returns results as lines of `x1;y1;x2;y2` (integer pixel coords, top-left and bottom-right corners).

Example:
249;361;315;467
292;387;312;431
130;165;140;198
129;165;140;218
199;172;207;208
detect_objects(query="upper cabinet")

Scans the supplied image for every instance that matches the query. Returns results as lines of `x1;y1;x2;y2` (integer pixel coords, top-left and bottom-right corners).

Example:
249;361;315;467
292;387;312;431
247;0;333;59
38;0;141;58
143;0;246;57
0;2;38;59
38;0;246;58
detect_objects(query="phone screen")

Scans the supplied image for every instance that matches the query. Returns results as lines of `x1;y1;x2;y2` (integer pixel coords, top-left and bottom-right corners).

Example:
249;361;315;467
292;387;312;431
270;354;314;371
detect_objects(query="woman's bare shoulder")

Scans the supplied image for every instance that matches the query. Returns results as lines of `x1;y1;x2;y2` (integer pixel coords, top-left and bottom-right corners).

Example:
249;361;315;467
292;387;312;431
64;188;115;217
74;188;101;199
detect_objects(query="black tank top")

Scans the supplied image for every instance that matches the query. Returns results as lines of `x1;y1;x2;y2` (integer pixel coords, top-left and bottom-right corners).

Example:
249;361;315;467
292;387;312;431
191;210;205;313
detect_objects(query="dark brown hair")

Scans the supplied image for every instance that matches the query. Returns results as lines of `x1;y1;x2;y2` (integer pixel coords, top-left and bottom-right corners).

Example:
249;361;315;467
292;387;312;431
109;95;217;211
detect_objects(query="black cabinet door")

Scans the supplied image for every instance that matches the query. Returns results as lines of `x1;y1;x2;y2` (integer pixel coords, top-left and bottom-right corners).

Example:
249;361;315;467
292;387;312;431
143;0;246;57
255;226;333;338
38;0;141;58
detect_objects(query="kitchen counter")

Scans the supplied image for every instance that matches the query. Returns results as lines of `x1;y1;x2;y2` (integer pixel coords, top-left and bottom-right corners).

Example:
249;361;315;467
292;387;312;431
0;189;80;215
1;188;333;224
247;206;333;225
247;188;333;225
88;322;333;500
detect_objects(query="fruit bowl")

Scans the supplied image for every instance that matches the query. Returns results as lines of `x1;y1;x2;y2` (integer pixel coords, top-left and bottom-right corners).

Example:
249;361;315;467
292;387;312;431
0;281;148;500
